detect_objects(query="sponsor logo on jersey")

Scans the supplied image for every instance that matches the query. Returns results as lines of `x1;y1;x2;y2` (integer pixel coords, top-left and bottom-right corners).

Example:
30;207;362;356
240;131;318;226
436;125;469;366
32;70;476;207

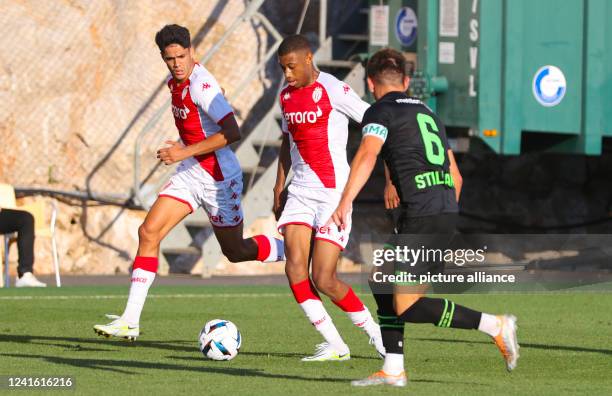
312;87;322;103
171;104;190;119
396;97;433;111
395;98;423;105
362;123;388;140
284;106;323;124
210;215;224;224
414;170;454;190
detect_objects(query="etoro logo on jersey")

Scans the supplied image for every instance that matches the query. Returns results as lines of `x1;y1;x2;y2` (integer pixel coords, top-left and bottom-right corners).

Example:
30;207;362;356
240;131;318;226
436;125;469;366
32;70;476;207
284;106;323;124
171;104;190;120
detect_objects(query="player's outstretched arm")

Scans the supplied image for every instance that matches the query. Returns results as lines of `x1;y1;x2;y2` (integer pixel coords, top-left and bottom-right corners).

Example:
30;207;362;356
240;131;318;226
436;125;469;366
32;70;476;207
273;133;291;219
447;149;463;202
328;136;383;228
157;116;241;165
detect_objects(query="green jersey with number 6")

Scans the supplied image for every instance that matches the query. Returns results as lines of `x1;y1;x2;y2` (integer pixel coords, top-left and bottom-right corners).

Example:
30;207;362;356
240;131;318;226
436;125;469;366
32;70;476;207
361;92;458;217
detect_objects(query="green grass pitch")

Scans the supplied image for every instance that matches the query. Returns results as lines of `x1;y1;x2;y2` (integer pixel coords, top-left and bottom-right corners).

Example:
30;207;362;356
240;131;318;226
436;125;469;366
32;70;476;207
1;285;611;395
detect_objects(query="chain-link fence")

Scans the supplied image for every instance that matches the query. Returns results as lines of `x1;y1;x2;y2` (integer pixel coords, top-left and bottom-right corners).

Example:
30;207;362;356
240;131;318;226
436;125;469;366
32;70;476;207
0;0;282;204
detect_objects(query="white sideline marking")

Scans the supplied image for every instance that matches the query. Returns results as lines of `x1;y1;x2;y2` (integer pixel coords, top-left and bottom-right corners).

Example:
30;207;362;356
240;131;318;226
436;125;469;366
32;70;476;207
0;293;287;301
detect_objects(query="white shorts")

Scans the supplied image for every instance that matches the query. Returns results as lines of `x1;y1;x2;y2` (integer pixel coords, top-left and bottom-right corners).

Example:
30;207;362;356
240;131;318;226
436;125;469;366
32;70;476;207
159;158;243;228
277;184;351;250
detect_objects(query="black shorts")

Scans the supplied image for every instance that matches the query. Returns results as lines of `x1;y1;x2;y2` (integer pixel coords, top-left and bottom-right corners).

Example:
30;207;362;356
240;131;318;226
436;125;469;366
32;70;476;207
396;212;458;234
370;212;458;291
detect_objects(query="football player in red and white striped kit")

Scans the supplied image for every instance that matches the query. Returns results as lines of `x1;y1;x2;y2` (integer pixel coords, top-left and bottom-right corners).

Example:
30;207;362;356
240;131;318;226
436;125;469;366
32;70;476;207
94;24;284;341
274;35;384;361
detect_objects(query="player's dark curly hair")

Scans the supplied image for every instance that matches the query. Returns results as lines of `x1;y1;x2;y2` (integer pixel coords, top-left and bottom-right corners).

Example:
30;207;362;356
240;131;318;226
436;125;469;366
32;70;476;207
277;34;312;56
155;24;191;52
366;48;407;85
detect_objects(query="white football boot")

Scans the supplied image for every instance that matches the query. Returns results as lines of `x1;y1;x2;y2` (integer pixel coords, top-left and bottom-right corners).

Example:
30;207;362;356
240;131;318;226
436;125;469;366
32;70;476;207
93;314;139;341
351;370;408;387
492;314;520;371
301;342;350;362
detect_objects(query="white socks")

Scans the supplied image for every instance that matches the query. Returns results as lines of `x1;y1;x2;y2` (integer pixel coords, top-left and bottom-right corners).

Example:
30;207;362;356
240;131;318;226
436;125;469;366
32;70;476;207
290;279;349;354
300;299;350;354
383;353;405;375
120;257;158;326
254;235;286;262
267;237;285;262
347;308;381;339
478;313;501;337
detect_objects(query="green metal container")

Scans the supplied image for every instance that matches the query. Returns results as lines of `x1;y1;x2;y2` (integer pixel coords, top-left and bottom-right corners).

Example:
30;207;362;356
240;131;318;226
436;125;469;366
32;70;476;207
369;0;612;155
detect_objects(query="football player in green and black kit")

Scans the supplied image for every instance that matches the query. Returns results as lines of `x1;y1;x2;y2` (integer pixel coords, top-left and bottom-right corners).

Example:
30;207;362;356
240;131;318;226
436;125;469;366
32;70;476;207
328;48;519;387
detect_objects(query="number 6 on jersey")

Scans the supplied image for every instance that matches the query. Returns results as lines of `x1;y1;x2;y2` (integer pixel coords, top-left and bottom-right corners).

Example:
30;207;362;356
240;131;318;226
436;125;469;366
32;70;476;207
417;113;445;166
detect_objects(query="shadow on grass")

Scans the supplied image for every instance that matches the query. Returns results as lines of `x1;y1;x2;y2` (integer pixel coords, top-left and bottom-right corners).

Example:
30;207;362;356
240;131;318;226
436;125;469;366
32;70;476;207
165;355;487;386
242;351;379;361
1;334;489;385
0;334;380;360
168;350;378;361
0;352;486;386
413;337;612;356
0;352;350;382
0;334;194;353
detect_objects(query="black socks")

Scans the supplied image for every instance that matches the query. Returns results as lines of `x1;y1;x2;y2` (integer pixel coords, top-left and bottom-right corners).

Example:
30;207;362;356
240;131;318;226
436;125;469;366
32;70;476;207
398;297;482;329
373;292;405;354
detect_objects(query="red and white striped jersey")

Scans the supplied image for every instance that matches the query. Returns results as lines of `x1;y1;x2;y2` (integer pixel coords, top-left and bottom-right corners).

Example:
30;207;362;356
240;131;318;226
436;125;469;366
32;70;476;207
167;63;241;182
279;71;370;190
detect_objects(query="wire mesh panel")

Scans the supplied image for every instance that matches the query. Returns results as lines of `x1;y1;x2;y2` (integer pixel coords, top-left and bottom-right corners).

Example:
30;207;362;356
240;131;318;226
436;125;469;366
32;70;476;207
0;0;277;203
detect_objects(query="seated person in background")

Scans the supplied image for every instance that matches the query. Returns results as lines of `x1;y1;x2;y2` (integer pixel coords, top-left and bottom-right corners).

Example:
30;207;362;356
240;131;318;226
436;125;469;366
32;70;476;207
0;207;46;287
